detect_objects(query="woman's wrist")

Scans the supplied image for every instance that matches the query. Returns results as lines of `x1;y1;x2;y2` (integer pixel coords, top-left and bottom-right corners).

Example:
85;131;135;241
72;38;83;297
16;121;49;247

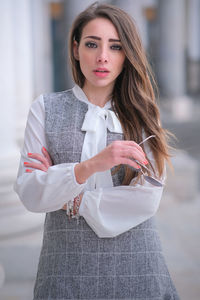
74;159;96;184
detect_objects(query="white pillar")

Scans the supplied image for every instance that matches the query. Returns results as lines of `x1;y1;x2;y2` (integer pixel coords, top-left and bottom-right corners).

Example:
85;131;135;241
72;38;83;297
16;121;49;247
31;0;53;98
0;264;5;288
0;0;46;238
0;1;20;157
0;0;46;286
187;0;200;94
157;0;186;98
157;0;193;121
187;0;200;61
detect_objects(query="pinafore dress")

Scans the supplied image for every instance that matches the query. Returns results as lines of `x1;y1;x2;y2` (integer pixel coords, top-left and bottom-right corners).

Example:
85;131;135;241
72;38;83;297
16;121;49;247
33;89;180;299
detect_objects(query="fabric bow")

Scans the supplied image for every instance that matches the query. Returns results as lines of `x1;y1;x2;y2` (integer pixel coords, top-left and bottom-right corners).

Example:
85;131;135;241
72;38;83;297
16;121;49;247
81;106;123;133
81;105;123;191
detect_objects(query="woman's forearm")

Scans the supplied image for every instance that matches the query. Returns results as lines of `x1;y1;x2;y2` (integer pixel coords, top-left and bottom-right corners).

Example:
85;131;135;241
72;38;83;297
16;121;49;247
74;140;146;184
14;163;86;213
74;159;96;184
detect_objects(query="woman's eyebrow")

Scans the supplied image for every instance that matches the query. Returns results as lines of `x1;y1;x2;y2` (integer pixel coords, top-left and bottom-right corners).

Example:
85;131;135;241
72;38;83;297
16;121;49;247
84;35;121;42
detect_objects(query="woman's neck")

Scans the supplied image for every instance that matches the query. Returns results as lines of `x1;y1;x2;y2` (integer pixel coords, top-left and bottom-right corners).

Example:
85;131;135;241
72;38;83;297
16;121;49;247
82;83;113;108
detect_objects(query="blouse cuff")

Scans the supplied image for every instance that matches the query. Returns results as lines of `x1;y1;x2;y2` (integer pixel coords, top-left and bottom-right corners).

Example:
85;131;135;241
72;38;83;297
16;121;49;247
14;162;88;213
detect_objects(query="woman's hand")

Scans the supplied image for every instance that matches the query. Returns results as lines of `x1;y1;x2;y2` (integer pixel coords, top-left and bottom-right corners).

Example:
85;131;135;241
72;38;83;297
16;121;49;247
91;140;148;172
24;147;53;173
24;147;66;211
75;140;148;184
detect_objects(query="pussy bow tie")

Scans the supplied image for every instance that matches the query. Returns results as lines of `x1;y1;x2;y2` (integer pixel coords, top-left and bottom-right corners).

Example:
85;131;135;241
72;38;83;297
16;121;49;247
81;105;123;133
81;105;123;190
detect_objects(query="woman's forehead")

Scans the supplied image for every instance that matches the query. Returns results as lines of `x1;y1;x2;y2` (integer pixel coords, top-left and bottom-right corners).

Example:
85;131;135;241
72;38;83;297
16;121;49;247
81;17;120;40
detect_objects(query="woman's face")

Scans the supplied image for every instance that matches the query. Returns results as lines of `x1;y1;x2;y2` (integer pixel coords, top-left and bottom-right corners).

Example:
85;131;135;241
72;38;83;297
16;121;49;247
74;17;125;92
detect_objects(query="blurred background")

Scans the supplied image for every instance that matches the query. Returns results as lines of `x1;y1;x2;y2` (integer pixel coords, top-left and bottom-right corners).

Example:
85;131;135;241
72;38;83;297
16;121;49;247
0;0;200;299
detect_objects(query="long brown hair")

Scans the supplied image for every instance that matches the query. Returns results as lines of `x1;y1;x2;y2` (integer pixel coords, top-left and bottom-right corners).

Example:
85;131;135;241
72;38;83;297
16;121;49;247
68;2;172;184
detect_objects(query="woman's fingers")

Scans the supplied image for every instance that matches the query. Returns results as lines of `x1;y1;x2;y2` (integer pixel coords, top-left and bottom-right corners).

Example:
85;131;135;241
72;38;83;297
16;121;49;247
118;140;145;155
25;147;52;173
24;161;48;172
120;146;148;165
42;147;53;166
112;140;146;158
28;147;52;167
28;152;47;164
28;152;50;168
120;157;141;169
91;140;148;173
25;169;33;173
111;141;147;165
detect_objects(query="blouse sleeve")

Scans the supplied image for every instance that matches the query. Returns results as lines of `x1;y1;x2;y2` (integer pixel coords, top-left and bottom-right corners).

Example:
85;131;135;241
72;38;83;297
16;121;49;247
14;95;87;213
79;150;166;238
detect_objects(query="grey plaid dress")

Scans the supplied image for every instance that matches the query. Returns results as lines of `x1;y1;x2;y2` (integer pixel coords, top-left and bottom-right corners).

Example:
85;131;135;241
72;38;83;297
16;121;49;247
33;90;180;299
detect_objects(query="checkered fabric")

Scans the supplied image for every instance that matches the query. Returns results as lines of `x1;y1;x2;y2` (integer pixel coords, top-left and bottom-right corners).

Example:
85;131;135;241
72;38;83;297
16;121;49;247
33;90;180;299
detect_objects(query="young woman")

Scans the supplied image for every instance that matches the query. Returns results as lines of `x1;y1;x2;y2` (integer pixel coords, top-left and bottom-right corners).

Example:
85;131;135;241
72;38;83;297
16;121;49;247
14;3;180;299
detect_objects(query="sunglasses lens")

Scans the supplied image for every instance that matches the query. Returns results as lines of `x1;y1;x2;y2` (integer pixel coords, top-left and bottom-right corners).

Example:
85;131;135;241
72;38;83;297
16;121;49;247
144;175;163;187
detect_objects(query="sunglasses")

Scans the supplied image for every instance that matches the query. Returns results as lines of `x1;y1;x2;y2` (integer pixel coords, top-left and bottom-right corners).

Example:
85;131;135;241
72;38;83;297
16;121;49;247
136;135;163;187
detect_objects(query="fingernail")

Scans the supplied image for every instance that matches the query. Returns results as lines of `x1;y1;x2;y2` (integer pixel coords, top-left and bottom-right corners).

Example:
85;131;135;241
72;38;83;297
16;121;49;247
28;153;32;156
43;147;47;151
26;169;32;173
24;162;29;165
137;165;141;169
143;160;148;165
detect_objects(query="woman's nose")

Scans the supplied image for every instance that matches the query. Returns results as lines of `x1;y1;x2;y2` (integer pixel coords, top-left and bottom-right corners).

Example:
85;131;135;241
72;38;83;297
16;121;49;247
97;56;108;63
96;48;108;63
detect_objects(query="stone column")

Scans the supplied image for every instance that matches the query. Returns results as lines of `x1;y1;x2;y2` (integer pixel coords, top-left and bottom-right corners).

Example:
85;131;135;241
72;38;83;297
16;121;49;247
157;0;186;98
187;0;200;94
30;0;53;98
0;0;47;239
0;0;51;287
157;0;193;120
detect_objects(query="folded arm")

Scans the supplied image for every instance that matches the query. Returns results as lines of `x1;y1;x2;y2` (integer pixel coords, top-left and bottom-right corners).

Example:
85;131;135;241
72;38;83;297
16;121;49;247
14;95;86;212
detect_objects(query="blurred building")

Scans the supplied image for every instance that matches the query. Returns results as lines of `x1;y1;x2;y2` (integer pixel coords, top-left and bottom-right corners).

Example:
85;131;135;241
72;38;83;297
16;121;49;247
0;0;200;298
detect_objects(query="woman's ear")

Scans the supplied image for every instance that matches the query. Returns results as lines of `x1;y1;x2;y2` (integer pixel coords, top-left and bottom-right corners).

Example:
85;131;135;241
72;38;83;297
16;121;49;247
73;41;79;60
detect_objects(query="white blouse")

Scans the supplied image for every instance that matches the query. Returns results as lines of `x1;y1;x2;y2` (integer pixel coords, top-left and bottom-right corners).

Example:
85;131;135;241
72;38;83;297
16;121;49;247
14;85;165;238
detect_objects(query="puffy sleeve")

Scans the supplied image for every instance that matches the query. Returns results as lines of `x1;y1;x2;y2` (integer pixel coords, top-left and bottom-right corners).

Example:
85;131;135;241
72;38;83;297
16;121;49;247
79;147;166;238
14;95;87;213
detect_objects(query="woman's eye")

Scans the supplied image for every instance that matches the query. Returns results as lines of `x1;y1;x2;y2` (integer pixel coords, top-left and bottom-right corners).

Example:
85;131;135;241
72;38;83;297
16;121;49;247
85;42;97;48
111;44;122;50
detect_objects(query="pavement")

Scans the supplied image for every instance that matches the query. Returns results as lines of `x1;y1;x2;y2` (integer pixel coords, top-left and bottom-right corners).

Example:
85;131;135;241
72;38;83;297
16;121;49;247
157;190;200;300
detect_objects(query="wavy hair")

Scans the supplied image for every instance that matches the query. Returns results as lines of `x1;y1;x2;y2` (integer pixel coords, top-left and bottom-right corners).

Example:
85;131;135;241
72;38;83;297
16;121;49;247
68;2;172;184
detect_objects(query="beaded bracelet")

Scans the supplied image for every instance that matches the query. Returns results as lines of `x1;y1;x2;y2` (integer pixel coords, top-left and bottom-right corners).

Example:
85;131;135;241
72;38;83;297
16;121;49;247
74;194;81;216
66;194;81;224
66;200;74;219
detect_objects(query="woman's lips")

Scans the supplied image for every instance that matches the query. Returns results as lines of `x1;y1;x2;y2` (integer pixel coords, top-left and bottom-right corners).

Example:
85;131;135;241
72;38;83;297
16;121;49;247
93;68;110;78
